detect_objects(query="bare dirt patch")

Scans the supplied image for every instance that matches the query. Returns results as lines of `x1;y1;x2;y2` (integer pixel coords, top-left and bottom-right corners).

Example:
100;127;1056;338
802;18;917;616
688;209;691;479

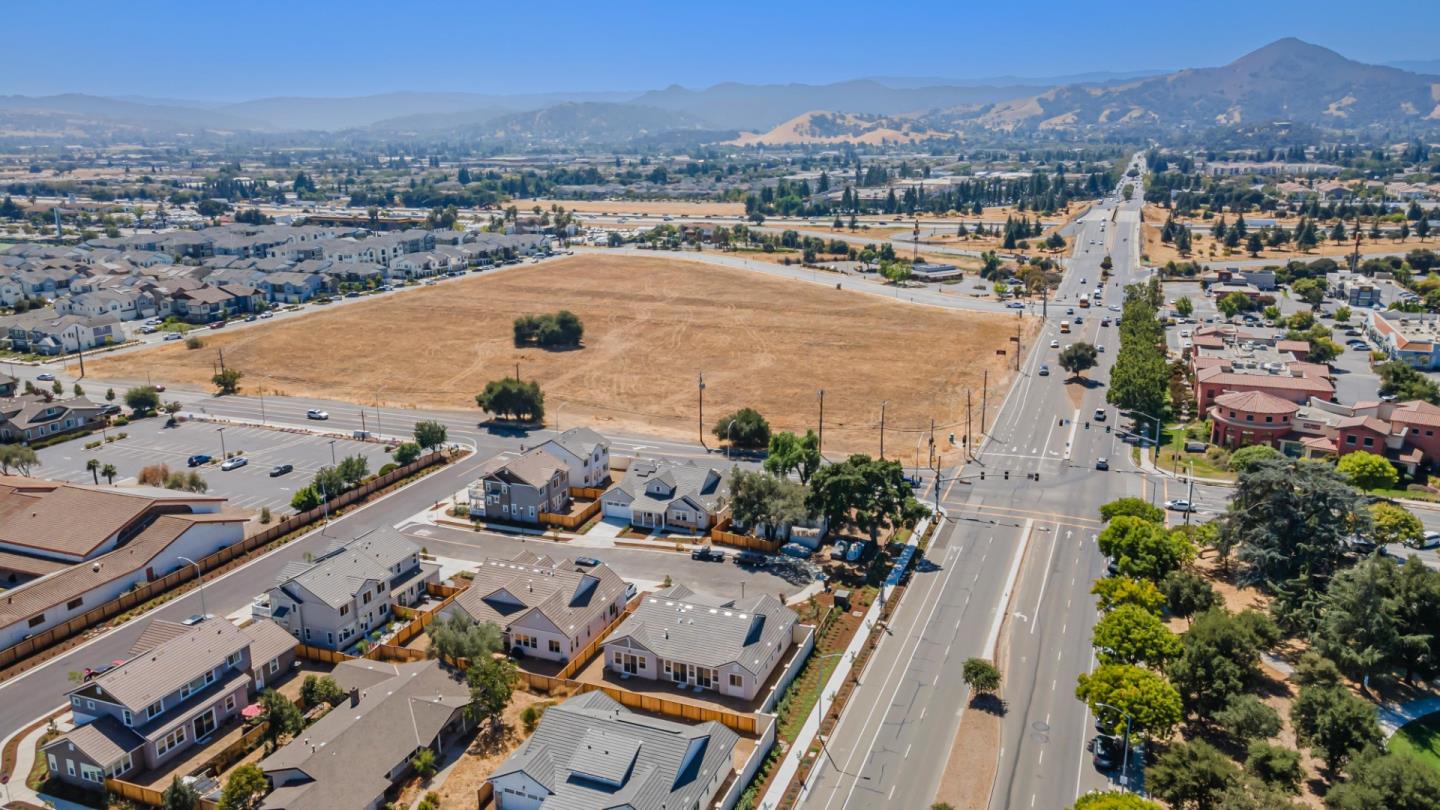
90;255;1032;455
525;198;743;217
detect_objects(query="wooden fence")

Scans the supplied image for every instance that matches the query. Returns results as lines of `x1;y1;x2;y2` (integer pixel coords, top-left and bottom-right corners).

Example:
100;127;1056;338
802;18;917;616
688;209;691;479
554;595;637;681
476;781;495;808
710;529;782;553
540;498;602;530
569;485;607;499
517;673;761;734
294;643;355;666
0;452;445;674
106;778;166;806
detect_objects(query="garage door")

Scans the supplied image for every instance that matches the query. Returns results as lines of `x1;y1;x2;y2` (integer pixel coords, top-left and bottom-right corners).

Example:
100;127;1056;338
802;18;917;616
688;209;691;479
602;500;631;521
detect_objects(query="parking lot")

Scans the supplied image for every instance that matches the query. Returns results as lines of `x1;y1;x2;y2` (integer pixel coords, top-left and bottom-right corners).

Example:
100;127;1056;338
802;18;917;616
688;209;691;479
35;418;395;512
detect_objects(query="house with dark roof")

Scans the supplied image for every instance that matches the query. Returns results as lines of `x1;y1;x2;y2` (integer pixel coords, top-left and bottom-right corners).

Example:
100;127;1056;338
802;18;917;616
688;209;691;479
601;460;729;532
468;449;571;525
440;553;628;663
265;532;438;651
42;618;295;791
488;690;738;810
603;585;799;700
259;659;473;810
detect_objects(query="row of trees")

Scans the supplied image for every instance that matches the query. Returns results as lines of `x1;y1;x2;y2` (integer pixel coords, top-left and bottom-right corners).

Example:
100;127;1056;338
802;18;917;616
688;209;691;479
730;447;924;545
513;311;584;348
1106;281;1169;430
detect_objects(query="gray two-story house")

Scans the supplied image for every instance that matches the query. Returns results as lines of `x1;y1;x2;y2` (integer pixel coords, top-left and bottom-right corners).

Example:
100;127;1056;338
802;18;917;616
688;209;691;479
265;532;438;651
467;449;571;525
535;427;611;488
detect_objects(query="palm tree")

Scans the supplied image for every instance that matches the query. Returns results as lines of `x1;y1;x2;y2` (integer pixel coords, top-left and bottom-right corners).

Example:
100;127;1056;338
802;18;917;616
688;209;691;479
85;458;100;484
101;463;117;485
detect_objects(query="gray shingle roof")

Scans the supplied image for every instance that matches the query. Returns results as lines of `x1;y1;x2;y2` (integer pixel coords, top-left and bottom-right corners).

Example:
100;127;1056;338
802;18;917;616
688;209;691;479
608;460;728;516
86;621;249;710
606;587;796;677
446;554;626;639
276;532;419;609
44;715;144;767
491;691;738;810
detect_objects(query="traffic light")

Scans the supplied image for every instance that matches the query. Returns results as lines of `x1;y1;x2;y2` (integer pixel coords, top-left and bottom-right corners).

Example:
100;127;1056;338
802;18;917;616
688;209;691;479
1084;421;1090;429
1034;472;1039;482
979;471;985;480
1004;470;1010;480
1106;425;1111;433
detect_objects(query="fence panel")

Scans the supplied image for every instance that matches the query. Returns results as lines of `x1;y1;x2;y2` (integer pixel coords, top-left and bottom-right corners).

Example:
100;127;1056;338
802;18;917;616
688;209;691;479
710;530;782;553
540;499;601;529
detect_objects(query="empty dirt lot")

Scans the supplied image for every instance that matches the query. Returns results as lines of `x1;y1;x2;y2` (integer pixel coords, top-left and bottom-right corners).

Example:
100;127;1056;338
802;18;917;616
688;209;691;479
91;255;1034;455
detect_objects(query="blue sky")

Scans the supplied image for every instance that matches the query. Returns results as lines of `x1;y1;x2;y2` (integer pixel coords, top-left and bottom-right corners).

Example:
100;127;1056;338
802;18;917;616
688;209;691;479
5;0;1439;101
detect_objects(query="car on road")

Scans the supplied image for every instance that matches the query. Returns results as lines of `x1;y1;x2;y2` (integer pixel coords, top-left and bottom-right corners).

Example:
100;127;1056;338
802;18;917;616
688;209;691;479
575;556;602;567
208;321;227;329
1050;339;1060;348
690;547;727;562
164;331;183;341
268;464;293;477
1095;457;1109;471
1066;307;1075;315
220;456;248;471
36;373;54;381
306;409;329;420
1093;408;1106;422
1164;498;1195;512
244;315;258;322
625;582;637;600
1006;301;1024;309
259;311;274;319
1092;734;1123;770
1074;316;1083;324
140;324;158;334
1413;531;1440;550
186;454;211;467
101;403;121;415
1038;364;1050;376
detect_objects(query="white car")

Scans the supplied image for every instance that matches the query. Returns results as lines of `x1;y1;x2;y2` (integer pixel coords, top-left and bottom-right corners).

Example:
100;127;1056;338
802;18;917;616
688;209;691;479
36;373;55;381
1050;339;1060;348
1164;499;1195;512
306;409;329;420
1412;531;1440;550
164;332;183;341
220;457;248;471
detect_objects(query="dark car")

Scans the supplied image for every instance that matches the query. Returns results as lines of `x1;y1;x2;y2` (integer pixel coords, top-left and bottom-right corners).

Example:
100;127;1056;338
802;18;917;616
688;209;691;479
186;454;211;467
1092;734;1123;770
1095;457;1109;471
574;556;601;567
269;464;294;477
734;550;768;566
691;547;727;562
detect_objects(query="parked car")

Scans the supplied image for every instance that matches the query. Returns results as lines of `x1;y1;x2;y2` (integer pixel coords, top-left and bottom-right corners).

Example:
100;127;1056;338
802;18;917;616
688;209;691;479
35;373;54;381
268;464;293;477
306;409;329;420
1092;734;1123;770
575;556;602;567
140;324;158;334
1038;364;1050;376
164;331;183;341
181;613;213;626
734;550;768;566
830;541;848;560
845;541;865;562
186;454;211;467
1006;301;1025;309
690;547;726;562
259;311;274;319
1413;531;1440;550
1164;499;1194;512
208;321;227;329
220;456;248;471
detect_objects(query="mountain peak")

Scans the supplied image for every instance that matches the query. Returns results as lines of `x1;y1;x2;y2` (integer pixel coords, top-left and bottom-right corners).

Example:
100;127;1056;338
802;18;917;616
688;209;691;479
1230;37;1349;70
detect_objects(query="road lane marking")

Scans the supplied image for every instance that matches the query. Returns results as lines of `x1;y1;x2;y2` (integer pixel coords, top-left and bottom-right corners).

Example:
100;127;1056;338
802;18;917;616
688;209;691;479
1030;527;1064;634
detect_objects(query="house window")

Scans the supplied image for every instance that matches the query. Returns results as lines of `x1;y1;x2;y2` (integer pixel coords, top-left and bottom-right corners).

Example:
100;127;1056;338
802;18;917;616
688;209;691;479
66;759;75;777
70;697;80;708
225;695;236;712
85;700;94;710
1363;437;1374;447
340;604;350;616
156;726;186;756
110;752;133;777
27;614;44;628
549;639;561;654
66;597;83;610
122;709;132;727
613;652;623;666
269;659;279;674
730;674;743;688
1346;435;1357;445
363;591;372;605
1264;416;1273;423
227;652;242;668
146;700;164;720
1245;414;1253;422
80;763;104;783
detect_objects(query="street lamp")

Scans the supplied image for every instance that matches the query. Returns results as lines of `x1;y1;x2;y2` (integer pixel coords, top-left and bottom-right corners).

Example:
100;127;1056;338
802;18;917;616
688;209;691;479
176;556;208;622
216;427;226;461
328;439;337;466
724;420;737;460
1130;411;1162;459
1094;701;1135;790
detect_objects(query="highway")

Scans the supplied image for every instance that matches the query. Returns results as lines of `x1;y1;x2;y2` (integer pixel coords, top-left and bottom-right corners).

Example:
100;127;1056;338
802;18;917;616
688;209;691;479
798;157;1157;810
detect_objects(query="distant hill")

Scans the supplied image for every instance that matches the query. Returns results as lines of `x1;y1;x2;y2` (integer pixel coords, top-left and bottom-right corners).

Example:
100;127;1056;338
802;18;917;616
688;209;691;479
217;90;632;131
729;111;950;146
0;93;263;132
470;102;713;145
1387;59;1440;76
935;39;1440;132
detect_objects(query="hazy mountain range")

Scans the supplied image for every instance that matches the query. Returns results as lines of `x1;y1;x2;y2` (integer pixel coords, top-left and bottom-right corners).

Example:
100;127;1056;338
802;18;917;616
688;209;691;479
0;39;1435;144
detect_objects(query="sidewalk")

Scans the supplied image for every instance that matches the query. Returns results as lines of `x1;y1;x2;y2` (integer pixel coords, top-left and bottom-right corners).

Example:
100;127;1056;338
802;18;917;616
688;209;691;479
2;710;82;809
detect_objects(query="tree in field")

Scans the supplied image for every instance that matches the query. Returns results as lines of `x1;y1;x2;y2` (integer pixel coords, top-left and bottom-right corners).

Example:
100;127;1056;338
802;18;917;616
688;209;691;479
961;657;1001;694
1092;604;1180;668
218;763;267;810
393;441;422;465
1370;502;1422;548
1161;570;1218;620
714;407;770;449
1244;742;1302;795
1096;516;1194;582
476;377;544;422
1246;233;1264;258
1167;608;1279;716
429;613;503;664
1214;694;1282;743
413;420;448;453
1336;451;1398;491
1075;663;1182;737
1290;679;1381;773
1324;746;1440;809
729;468;807;540
1092;576;1165;614
1226;444;1280;475
259;689;303;752
1058;342;1099;380
807;454;924;543
513;310;584;348
465;656;515;731
162;776;200;810
1099;497;1165;524
879;260;912;285
1067;794;1162;810
764;430;822;483
211;367;243;395
1147;739;1241;810
124;385;160;414
1173;297;1194;317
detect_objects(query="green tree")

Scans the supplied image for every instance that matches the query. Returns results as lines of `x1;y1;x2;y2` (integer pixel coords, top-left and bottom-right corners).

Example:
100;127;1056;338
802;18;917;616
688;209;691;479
1215;694;1282;743
101;463;117;485
1068;794;1163;810
1377;361;1440;404
49;378;62;396
1075;663;1183;737
879;260;913;285
1336;451;1398;491
290;485;320;512
1292;278;1326;307
337;454;370;487
465;656;516;730
1315;554;1402;683
1324;747;1440;809
413;420;449;453
162;775;200;810
104;387;115;402
1391;556;1440;682
85;457;100;485
1174;296;1194;317
1168;608;1279;716
1244;742;1302;794
476;377;545;422
961;657;1001;694
1370;502;1423;547
1218;292;1251;319
410;746;438;778
429;613;503;663
1163;570;1219;620
1059;342;1099;379
393;442;422;465
299;675;347;709
218;763;267;810
1148;738;1241;810
729;468;808;540
1096;516;1195;581
1334;305;1352;323
807;454;920;543
124;385;160;414
1227;445;1280;475
1100;497;1165;523
259;689;303;752
714;407;771;449
211;367;244;395
1246;233;1264;258
1290;681;1381;773
1092;576;1166;614
764;430;822;484
1092;603;1181;667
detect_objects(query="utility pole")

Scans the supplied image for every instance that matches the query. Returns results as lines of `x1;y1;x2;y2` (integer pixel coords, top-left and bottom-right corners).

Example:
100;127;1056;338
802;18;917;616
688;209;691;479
816;388;825;456
697;372;707;449
1348;215;1363;273
878;400;887;460
966;389;973;462
981;370;988;435
515;361;520;382
218;347;225;373
1014;319;1023;371
1185;461;1196;527
75;345;85;379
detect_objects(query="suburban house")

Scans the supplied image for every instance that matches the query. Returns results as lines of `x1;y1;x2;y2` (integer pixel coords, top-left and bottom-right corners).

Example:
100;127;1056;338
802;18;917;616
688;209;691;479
259;271;328;303
601;460;730;532
0;395;107;444
168;286;259;323
488;690;738;810
441;552;629;663
602;584;800;701
468;449;571;525
0;373;16;397
55;289;152;322
43;618;296;790
259;659;473;810
3;307;121;355
535;427;611;488
264;532;438;651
